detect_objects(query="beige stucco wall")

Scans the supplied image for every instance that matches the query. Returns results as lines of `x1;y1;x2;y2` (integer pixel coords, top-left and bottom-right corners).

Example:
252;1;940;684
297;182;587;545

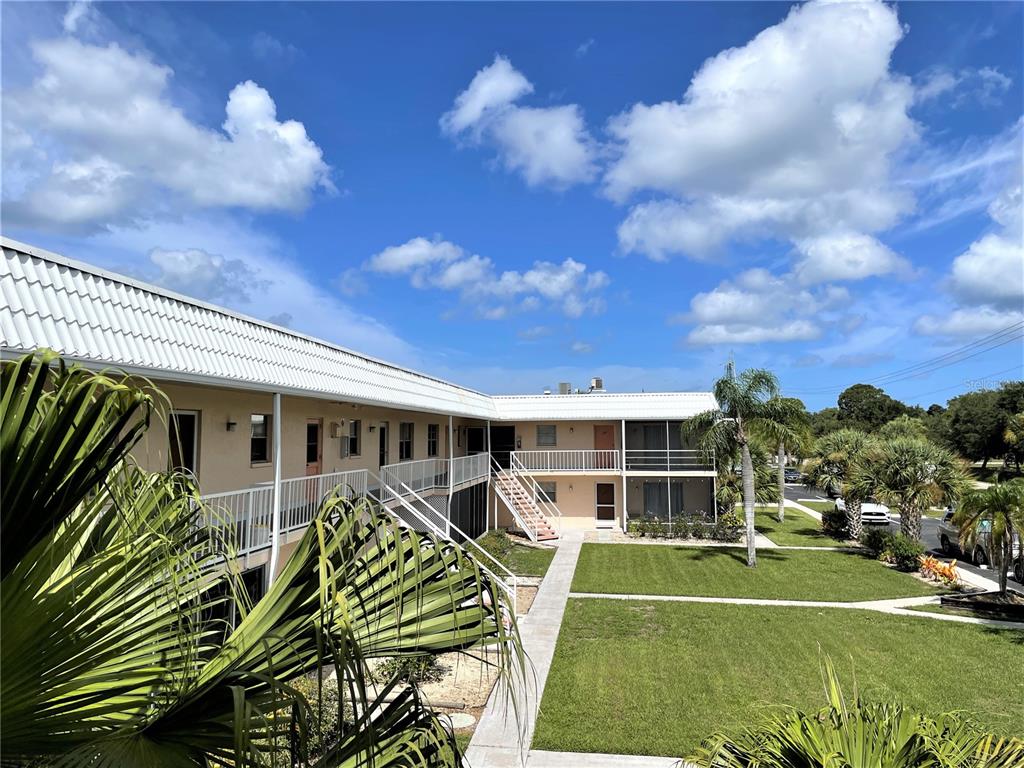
511;420;621;452
132;379;483;495
493;473;624;531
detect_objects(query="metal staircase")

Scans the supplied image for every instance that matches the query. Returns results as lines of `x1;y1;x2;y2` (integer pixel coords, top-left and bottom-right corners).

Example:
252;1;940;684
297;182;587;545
491;457;561;542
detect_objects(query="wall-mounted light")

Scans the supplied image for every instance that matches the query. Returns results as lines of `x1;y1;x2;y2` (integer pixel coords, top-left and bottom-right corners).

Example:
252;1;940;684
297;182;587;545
329;422;344;439
368;424;376;433
226;420;237;432
569;426;574;433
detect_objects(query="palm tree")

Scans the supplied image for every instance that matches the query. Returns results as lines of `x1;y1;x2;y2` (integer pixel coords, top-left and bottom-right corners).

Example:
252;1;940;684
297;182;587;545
803;429;875;541
715;442;778;517
769;396;809;523
690;657;1023;767
853;436;971;541
1;351;524;767
955;479;1024;594
685;363;798;567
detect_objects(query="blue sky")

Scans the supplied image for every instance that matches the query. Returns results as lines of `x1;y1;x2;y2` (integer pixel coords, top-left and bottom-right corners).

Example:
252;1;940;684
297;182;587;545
2;0;1022;409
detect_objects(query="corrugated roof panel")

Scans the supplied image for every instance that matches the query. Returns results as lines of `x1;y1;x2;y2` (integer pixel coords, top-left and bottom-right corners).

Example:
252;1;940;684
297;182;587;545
1;238;715;420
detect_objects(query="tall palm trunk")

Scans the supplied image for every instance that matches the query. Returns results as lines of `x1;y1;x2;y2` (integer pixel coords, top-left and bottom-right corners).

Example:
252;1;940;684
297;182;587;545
741;441;757;567
846;497;863;541
776;441;786;523
900;502;922;540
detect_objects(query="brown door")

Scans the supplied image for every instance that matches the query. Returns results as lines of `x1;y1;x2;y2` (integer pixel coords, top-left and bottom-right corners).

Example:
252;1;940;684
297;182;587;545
305;419;322;477
594;424;615;468
596;482;616;523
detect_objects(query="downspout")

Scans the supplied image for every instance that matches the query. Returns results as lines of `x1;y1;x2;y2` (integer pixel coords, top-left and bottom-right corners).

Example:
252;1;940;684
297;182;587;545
267;392;282;590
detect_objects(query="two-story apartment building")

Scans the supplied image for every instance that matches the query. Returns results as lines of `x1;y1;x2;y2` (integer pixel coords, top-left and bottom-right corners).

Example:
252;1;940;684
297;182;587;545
0;237;717;597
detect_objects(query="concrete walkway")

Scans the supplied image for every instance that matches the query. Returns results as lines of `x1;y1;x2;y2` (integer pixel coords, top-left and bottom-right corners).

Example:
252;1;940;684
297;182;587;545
466;531;584;767
569;591;1024;629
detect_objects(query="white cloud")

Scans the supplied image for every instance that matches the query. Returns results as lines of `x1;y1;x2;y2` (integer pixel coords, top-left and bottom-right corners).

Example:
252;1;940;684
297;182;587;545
606;0;916;261
570;340;593;354
366;236;608;318
793;233;910;285
518;325;552;340
441;55;597;188
3;36;331;232
915;66;1012;108
684;268;847;345
62;0;95;34
949;231;1024;309
146;247;267;303
915;307;1024;338
575;38;595;58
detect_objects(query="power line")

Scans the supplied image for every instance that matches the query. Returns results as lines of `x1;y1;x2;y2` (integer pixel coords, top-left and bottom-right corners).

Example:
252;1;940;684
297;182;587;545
903;365;1024;401
785;322;1024;396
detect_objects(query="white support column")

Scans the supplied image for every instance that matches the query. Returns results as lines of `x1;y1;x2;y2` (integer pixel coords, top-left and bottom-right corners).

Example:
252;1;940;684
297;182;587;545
268;392;283;590
620;419;627;533
485;419;492;532
447;415;454;538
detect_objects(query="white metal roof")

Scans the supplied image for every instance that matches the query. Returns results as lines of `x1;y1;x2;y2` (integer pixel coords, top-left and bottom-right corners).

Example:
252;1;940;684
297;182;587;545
0;236;716;421
490;392;717;421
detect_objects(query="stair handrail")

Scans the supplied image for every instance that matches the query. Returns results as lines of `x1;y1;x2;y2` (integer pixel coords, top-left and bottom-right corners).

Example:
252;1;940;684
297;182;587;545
369;469;517;613
509;453;563;536
489;456;541;543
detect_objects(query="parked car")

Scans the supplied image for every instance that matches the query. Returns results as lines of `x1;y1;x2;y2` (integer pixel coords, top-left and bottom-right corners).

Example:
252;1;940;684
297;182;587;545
938;510;1022;568
835;497;890;526
784;468;803;483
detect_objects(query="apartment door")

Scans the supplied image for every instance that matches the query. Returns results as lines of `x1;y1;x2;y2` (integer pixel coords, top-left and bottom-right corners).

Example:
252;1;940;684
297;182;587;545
378;421;389;469
305;419;322;477
594;424;615;468
169;410;200;478
596;482;616;526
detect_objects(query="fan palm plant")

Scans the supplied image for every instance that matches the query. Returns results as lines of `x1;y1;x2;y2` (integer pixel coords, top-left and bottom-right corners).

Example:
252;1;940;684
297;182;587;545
690;657;1024;768
803;429;875;541
768;396;809;523
684;363;799;567
955;479;1024;594
853;436;971;541
0;351;525;767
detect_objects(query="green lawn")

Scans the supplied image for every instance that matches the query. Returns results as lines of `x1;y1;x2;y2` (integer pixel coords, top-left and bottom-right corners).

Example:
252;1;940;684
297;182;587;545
571;543;938;601
798;500;835;514
506;542;556;577
533;600;1024;757
753;506;832;547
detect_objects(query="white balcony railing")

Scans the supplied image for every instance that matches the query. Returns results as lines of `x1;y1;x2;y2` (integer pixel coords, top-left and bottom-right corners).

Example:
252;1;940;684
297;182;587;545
623;449;714;472
380;454;489;498
201;469;370;556
380;457;449;496
450;453;489;486
511;449;621;473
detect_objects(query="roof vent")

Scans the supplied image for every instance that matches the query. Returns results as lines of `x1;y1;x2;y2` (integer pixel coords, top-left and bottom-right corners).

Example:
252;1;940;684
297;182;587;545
589;376;605;393
558;382;571;395
543;388;551;395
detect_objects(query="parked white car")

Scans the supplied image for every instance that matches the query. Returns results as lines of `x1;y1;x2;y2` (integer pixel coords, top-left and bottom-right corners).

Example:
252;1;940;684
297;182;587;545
835;497;891;526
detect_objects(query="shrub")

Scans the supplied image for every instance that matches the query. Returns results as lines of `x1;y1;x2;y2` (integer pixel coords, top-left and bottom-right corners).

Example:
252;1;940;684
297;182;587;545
372;654;447;685
880;533;925;572
689;521;708;541
821;504;849;540
860;526;891;556
671;516;691;540
712;512;742;543
626;520;642;537
289;673;351;759
476;529;513;561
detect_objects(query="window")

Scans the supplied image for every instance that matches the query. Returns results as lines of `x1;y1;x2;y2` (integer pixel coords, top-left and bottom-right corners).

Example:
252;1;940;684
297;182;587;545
427;424;439;457
538;481;557;503
346;419;361;457
250;414;271;464
536;424;557;447
399;422;414;461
